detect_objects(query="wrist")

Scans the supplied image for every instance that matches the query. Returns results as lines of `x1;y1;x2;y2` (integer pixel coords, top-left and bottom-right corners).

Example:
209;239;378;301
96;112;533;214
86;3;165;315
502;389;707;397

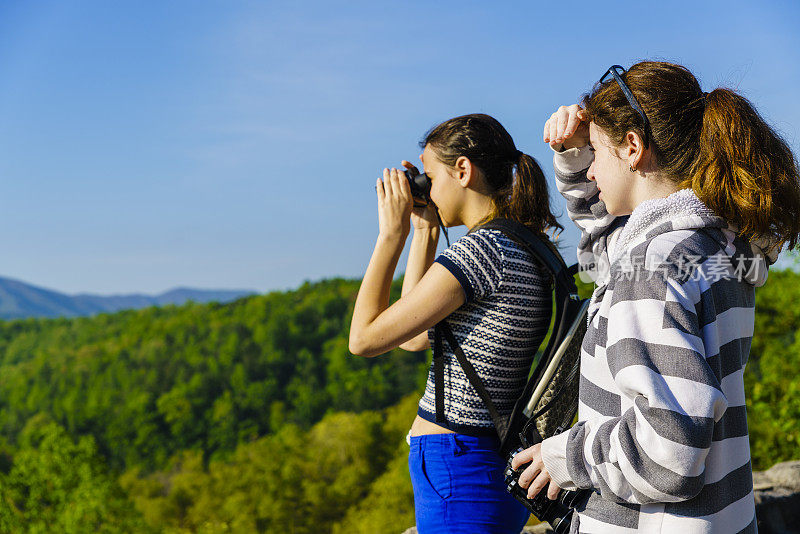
412;226;440;240
562;137;588;150
554;145;595;174
377;229;408;246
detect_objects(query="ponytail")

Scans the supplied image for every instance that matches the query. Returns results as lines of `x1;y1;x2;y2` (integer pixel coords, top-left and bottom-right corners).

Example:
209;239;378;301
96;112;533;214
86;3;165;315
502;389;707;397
422;113;563;237
688;89;800;248
585;61;800;249
491;153;563;236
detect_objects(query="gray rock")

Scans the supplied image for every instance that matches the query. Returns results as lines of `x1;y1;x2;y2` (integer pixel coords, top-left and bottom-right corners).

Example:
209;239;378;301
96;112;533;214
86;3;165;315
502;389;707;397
754;461;800;492
754;461;800;534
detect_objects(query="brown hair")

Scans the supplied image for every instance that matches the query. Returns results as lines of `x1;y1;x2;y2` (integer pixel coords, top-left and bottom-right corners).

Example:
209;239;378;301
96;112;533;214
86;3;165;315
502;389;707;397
422;113;563;236
583;61;800;249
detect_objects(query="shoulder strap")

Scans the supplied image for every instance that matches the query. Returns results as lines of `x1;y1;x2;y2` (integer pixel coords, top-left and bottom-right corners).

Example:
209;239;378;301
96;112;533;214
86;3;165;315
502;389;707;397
475;218;576;296
433;326;446;424
433;321;509;438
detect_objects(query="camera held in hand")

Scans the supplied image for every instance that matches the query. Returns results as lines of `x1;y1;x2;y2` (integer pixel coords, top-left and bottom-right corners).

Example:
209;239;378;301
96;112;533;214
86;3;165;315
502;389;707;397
504;446;589;534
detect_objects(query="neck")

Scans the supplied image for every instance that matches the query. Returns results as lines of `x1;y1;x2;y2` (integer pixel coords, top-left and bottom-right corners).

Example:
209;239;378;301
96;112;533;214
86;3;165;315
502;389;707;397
460;194;493;230
628;172;682;213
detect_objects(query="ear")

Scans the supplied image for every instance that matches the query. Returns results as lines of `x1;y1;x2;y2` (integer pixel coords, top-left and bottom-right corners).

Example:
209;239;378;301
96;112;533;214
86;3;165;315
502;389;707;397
453;156;473;187
623;131;646;171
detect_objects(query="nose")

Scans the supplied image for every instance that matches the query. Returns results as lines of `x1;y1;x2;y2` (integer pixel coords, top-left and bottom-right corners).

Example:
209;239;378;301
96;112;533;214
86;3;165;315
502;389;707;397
586;161;596;182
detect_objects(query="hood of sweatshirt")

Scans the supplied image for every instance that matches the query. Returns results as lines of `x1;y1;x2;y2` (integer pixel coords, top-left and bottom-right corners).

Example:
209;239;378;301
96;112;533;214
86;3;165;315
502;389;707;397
608;188;781;287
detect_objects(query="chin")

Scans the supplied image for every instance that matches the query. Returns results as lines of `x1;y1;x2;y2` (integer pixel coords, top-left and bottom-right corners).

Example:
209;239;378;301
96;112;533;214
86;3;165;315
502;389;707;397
600;199;622;217
608;206;633;216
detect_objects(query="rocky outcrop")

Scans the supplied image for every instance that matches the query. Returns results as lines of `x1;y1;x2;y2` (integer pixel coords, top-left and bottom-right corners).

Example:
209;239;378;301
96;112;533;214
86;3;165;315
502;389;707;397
401;524;553;533
754;460;800;534
402;461;800;534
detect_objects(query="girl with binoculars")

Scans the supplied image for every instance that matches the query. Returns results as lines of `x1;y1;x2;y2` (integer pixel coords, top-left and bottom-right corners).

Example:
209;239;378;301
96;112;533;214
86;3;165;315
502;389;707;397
350;113;561;533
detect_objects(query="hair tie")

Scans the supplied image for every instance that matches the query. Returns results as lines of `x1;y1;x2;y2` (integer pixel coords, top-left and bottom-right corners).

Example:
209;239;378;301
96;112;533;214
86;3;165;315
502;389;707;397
514;149;523;159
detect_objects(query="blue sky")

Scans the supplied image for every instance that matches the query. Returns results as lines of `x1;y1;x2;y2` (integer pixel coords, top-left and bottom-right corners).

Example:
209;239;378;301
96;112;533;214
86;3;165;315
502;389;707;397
0;1;798;294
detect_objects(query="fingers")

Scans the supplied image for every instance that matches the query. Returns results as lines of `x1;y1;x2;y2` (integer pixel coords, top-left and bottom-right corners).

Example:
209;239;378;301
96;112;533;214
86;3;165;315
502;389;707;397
401;160;419;174
511;446;535;470
392;168;411;199
543;116;552;143
382;168;393;197
549;113;559;146
556;106;569;144
527;471;551;500
376;178;384;200
565;104;588;138
547;480;561;501
564;107;581;139
381;168;412;205
518;460;541;490
544;104;589;149
514;443;542;489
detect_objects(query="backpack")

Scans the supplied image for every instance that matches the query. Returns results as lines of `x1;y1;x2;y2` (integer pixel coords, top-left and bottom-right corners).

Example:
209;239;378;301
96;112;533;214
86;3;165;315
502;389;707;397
432;217;591;457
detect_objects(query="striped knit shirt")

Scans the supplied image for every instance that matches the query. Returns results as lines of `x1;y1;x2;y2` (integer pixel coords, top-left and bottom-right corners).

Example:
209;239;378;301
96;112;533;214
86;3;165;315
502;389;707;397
417;227;553;434
541;146;780;533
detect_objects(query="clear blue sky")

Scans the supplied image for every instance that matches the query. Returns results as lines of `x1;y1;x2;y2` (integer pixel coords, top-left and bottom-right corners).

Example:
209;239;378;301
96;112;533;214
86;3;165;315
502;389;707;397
1;0;798;295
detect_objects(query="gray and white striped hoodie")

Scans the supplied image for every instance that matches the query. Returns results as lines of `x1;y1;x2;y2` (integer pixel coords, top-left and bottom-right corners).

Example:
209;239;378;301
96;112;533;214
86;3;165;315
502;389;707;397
541;146;779;533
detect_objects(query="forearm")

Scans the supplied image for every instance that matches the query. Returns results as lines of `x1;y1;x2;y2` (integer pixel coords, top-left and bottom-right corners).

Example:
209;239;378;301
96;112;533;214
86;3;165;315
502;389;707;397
553;146;623;284
553;146;608;232
349;232;407;356
398;228;439;351
402;227;439;296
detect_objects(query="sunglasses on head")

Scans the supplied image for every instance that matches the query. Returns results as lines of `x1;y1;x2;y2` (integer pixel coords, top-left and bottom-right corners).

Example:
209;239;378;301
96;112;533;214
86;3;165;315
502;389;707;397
599;65;650;149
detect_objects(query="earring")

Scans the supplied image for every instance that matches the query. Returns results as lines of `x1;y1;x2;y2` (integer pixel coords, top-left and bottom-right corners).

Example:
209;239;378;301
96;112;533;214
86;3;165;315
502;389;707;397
629;165;636;172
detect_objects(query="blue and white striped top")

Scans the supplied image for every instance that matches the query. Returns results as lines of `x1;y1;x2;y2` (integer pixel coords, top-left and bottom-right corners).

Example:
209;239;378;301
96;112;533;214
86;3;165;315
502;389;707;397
416;227;553;434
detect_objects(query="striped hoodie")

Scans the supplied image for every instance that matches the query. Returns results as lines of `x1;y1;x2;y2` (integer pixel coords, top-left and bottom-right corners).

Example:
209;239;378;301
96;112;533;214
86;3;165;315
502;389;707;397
541;146;780;533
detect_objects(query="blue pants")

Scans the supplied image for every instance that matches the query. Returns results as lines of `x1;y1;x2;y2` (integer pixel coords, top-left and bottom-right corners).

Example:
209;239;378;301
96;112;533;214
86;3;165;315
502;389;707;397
409;433;530;534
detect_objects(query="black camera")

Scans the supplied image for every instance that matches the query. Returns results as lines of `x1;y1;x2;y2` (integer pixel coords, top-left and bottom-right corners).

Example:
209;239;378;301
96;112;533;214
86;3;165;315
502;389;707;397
504;446;588;534
404;167;431;207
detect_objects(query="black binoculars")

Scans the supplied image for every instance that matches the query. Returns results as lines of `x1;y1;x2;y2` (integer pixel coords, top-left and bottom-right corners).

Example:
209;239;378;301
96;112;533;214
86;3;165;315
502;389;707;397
405;168;432;207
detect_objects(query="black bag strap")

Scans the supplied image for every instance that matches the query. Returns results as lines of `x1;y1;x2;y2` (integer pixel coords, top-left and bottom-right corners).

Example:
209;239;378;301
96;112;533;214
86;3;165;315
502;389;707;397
433;326;446;424
475;218;575;294
433;321;509;438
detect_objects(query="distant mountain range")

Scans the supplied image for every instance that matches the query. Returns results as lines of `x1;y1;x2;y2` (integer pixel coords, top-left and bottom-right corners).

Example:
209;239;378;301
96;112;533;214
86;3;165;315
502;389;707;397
0;276;256;320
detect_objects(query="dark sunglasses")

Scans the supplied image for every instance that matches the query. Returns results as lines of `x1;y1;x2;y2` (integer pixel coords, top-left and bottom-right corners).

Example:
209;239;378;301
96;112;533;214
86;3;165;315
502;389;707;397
599;65;650;148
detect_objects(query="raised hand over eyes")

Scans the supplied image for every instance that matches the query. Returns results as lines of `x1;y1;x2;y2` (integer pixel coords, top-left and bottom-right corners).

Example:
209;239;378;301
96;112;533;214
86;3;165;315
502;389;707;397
544;104;590;151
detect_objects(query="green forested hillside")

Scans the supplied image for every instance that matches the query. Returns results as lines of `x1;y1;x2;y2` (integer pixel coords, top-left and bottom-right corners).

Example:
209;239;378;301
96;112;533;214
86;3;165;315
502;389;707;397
0;278;425;472
0;270;798;533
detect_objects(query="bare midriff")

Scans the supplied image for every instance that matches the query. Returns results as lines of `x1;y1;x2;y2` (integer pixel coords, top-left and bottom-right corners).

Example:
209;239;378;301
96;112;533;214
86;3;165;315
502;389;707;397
409;414;456;437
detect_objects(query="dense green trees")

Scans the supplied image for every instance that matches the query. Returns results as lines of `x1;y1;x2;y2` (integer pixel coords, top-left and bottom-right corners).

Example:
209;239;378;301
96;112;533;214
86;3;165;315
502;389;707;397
0;416;149;533
0;268;798;532
0;279;427;473
118;395;419;533
745;269;800;469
